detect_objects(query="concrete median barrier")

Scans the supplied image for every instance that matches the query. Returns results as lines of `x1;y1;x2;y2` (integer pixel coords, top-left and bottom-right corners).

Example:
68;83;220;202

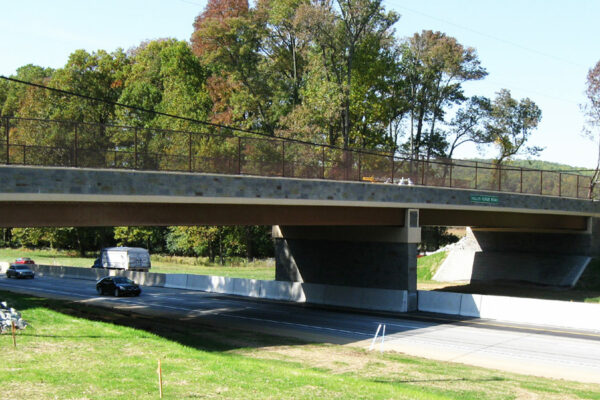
185;274;213;291
417;290;600;331
478;295;600;331
418;291;462;315
359;288;408;312
231;278;261;297
0;262;9;274
321;285;363;308
206;276;229;293
260;281;305;301
301;283;325;304
459;293;483;317
125;271;166;287
165;274;188;289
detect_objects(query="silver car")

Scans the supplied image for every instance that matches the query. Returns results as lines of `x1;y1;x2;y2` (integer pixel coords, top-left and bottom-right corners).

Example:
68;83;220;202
6;264;35;279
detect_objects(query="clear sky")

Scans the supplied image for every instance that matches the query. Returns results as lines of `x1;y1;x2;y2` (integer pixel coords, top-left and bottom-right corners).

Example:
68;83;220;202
1;0;599;168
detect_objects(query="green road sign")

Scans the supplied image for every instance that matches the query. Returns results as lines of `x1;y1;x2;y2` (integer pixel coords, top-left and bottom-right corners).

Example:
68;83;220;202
470;194;499;204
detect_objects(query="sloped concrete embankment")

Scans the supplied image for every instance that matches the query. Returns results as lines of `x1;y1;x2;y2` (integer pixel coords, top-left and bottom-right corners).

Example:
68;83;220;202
433;228;591;287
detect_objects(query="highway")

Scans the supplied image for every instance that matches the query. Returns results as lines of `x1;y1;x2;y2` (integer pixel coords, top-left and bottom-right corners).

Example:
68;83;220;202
1;275;600;384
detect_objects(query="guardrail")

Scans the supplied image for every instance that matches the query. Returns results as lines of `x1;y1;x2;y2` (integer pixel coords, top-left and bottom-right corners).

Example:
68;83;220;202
1;116;594;199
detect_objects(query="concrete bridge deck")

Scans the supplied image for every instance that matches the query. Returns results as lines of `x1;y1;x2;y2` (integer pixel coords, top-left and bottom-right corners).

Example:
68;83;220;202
0;165;597;229
1;165;599;308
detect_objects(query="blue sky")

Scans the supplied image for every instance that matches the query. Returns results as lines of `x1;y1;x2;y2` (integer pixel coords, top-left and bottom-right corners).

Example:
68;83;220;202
1;0;599;168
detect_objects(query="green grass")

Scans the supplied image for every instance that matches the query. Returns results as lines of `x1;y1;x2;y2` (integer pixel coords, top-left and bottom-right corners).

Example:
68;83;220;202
417;252;448;282
0;247;275;280
0;247;93;268
1;290;599;399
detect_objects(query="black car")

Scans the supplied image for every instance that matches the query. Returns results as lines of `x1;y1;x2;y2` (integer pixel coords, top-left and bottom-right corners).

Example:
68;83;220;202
6;264;35;279
96;276;141;297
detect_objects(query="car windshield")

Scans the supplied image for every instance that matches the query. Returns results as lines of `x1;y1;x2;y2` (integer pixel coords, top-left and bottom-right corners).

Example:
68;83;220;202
113;277;134;284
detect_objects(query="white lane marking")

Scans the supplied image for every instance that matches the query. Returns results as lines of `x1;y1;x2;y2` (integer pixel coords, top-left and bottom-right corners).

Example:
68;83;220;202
0;283;91;298
115;298;372;337
4;279;600;369
379;321;438;330
1;281;371;338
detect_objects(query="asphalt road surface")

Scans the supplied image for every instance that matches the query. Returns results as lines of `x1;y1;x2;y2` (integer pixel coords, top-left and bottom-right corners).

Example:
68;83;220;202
1;275;600;384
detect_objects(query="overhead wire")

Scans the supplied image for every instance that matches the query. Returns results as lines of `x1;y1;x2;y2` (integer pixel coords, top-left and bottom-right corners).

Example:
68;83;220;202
0;75;393;157
392;3;587;69
0;75;289;142
391;2;589;107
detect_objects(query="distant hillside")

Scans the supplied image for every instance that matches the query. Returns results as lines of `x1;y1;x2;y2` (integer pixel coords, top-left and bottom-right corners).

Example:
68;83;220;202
468;158;595;176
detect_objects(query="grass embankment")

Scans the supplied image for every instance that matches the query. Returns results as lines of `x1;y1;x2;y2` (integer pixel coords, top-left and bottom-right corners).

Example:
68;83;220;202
417;252;448;282
1;290;599;399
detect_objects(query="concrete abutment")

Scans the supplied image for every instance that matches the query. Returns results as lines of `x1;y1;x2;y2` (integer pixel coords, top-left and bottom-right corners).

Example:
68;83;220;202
434;219;600;287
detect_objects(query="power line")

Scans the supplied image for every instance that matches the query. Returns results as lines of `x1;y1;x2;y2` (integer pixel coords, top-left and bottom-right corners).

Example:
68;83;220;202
174;0;204;7
393;3;587;70
0;75;277;142
0;75;393;157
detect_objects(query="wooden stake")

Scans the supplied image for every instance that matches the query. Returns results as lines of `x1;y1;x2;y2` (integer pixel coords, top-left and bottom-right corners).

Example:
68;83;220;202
11;321;16;348
157;359;163;398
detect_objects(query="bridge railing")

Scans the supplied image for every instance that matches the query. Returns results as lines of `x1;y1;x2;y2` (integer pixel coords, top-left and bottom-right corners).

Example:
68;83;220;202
0;116;595;199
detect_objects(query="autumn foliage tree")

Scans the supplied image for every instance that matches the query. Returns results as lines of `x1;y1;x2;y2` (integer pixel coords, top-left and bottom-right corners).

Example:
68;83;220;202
582;60;600;196
0;0;550;254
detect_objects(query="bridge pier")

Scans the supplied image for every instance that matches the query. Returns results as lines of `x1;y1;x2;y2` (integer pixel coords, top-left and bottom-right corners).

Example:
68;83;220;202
273;210;422;310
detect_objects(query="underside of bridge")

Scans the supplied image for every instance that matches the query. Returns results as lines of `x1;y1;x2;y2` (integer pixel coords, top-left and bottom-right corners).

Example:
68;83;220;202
0;201;590;230
1;200;596;308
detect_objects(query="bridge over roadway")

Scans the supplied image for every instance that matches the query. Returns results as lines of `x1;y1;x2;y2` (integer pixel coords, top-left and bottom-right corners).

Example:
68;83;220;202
1;165;599;310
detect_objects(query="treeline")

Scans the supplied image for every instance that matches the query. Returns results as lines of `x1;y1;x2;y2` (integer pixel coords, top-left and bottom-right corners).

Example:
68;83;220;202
0;0;543;165
0;0;551;260
0;226;273;261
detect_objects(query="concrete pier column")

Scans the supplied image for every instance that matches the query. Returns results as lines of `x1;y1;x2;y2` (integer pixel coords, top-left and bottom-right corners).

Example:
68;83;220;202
273;209;421;310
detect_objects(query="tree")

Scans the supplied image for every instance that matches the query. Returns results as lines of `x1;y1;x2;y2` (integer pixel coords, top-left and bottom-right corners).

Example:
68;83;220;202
114;226;166;253
487;89;542;165
4;51;129;167
1;64;54;117
0;78;8;114
166;225;272;261
294;0;399;148
10;227;114;256
192;0;278;133
47;49;129;123
257;0;309;111
115;39;213;170
582;60;600;197
118;39;211;131
400;30;487;160
446;96;492;159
